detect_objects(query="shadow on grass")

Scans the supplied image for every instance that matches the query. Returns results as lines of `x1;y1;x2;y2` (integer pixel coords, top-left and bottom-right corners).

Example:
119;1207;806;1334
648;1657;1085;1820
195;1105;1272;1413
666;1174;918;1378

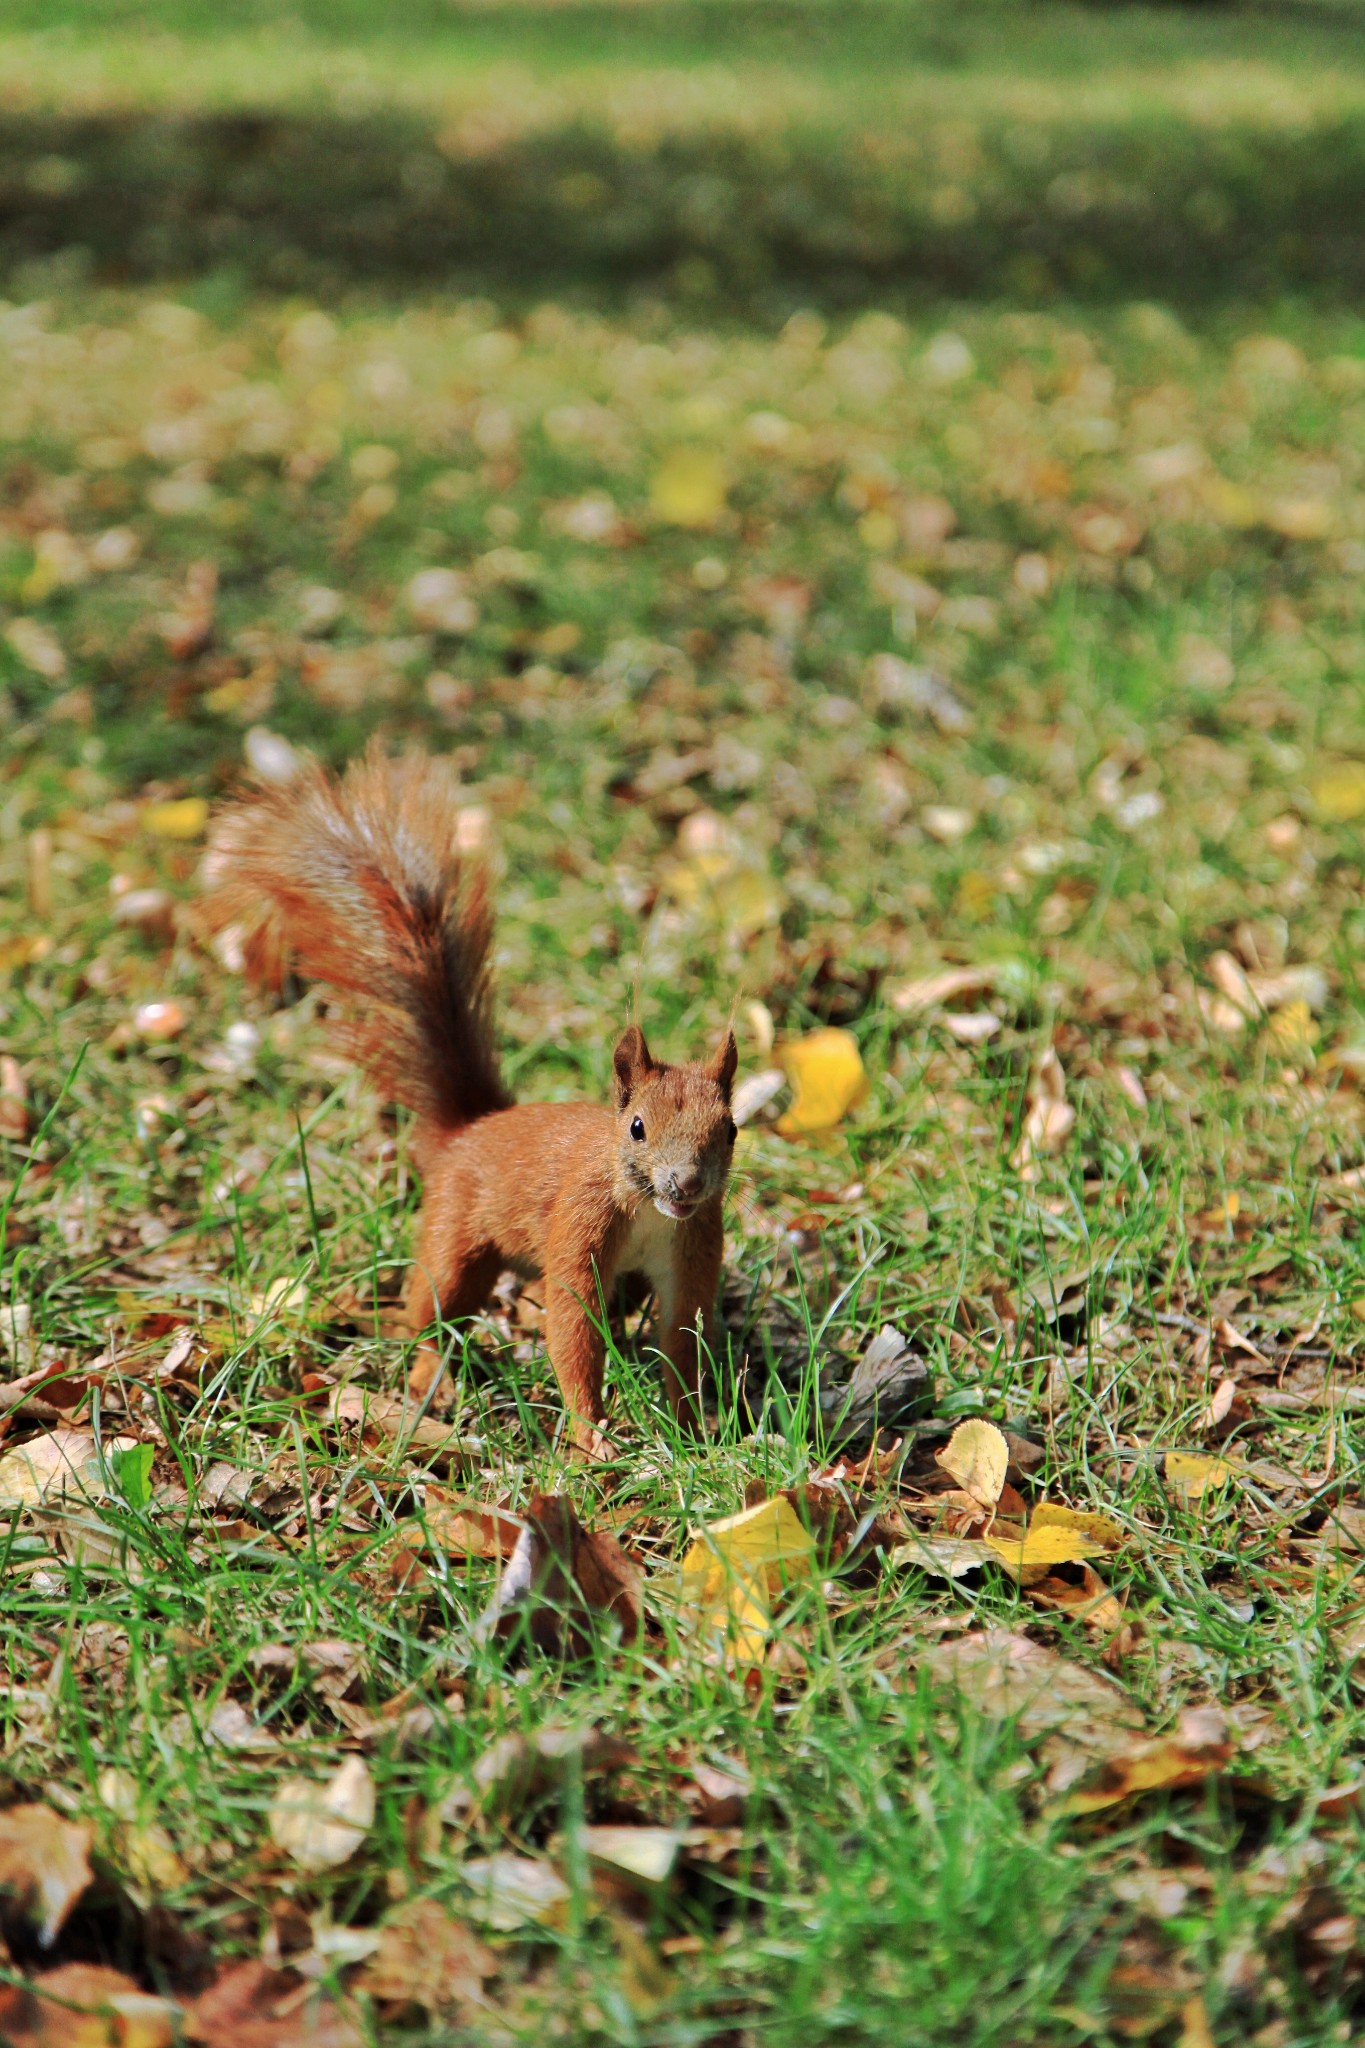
3;105;1365;310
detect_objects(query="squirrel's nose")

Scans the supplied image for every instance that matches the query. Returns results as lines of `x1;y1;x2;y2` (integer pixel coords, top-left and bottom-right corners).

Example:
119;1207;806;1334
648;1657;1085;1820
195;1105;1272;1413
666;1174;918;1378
667;1167;703;1201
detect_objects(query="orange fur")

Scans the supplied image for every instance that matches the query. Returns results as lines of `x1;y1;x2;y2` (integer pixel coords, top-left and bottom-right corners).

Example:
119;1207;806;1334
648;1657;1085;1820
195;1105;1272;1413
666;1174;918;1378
202;748;738;1450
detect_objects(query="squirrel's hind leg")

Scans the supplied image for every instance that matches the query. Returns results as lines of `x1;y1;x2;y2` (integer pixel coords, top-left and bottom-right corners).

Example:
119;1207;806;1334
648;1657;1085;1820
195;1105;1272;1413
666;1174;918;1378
404;1224;502;1407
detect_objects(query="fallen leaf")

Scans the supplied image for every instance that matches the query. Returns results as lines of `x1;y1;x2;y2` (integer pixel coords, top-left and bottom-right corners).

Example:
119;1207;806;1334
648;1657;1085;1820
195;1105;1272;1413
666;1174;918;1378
936;1419;1009;1511
1026;1563;1126;1636
0;1804;94;1945
325;1386;476;1462
1057;1706;1234;1815
269;1756;374;1872
1312;763;1365;824
674;1495;816;1667
459;1853;570;1931
454;1722;638;1826
920;1629;1142;1746
473;1492;643;1657
1;1963;178;2048
581;1825;684;1889
983;1522;1109;1584
649;449;727;527
687;1759;752;1826
0;1429;139;1510
185;1962;363;2048
421;1488;523;1559
775;1029;869;1136
1164;1452;1238;1505
97;1767;187;1895
889;1532;989;1580
1012;1046;1074;1180
406;567;479;635
141;797;209;841
356;1897;496;2014
5;618;66;679
131;1001;188;1042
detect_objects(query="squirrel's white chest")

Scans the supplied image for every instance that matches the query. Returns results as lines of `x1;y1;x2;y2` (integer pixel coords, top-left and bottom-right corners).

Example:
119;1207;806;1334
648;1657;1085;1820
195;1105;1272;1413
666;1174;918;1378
618;1202;680;1299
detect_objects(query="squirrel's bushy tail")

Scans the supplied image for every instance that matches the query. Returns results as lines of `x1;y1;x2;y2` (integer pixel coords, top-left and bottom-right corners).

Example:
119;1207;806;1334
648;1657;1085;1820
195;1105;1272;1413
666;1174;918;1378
203;745;511;1132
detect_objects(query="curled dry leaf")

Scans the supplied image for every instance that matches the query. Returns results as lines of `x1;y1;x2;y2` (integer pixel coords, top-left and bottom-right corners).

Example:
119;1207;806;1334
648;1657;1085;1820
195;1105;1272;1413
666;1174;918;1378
473;1492;643;1658
185;1961;363;2048
422;1486;523;1559
268;1756;374;1873
581;1825;685;1890
457;1722;638;1825
1057;1706;1234;1816
0;1430;140;1511
889;1532;990;1581
774;1029;869;1137
674;1495;816;1669
0;1962;178;2048
0;1803;94;1946
936;1419;1009;1511
1012;1046;1075;1180
97;1767;188;1895
357;1897;496;2015
459;1852;570;1931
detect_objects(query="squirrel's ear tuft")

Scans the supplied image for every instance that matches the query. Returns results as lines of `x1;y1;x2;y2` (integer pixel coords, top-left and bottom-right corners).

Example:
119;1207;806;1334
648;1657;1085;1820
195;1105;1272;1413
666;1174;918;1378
613;1024;654;1107
709;1029;738;1100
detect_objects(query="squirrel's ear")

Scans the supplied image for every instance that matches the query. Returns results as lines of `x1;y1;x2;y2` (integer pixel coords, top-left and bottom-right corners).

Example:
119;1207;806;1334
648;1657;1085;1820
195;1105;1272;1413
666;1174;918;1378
709;1029;738;1100
613;1025;654;1108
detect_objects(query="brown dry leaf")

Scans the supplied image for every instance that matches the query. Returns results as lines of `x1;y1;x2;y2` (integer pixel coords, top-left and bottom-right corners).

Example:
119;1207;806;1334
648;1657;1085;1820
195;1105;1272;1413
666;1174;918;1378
889;1532;990;1580
1025;1563;1126;1635
936;1419;1009;1511
96;1769;187;1896
687;1759;752;1826
1057;1706;1234;1815
0;1429;139;1510
422;1486;523;1559
0;1804;94;1945
774;1029;869;1137
458;1722;638;1826
459;1853;570;1931
357;1897;496;2015
325;1386;475;1462
473;1492;643;1658
0;1054;29;1140
0;1962;178;2048
185;1962;363;2048
920;1629;1143;1748
1011;1047;1074;1180
673;1495;816;1669
268;1756;374;1872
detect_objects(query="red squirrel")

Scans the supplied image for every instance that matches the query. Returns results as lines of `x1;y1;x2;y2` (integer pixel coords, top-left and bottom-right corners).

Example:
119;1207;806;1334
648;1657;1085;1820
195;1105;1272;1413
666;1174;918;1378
203;746;738;1453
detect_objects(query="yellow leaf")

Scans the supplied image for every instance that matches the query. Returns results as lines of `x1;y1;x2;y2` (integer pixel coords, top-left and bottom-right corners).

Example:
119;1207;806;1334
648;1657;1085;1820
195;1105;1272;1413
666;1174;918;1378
676;1496;816;1669
858;508;899;552
775;1029;868;1136
1266;999;1317;1055
1164;1451;1237;1504
984;1522;1108;1583
1030;1501;1125;1549
141;796;208;840
1312;764;1365;822
650;449;728;528
936;1418;1009;1509
1202;475;1260;529
1267;496;1332;542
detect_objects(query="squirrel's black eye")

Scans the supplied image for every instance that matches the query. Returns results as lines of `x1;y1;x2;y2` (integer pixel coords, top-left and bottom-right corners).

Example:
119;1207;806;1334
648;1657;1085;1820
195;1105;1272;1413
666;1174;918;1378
727;1119;738;1144
630;1115;645;1141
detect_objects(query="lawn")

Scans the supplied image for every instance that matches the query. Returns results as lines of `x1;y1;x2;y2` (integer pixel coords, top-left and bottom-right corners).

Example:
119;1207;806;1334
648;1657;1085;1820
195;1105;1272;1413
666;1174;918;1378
4;4;1365;2044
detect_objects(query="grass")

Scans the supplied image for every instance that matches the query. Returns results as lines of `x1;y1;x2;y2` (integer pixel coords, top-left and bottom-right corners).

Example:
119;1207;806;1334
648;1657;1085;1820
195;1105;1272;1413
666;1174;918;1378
5;0;1365;305
4;6;1365;2043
